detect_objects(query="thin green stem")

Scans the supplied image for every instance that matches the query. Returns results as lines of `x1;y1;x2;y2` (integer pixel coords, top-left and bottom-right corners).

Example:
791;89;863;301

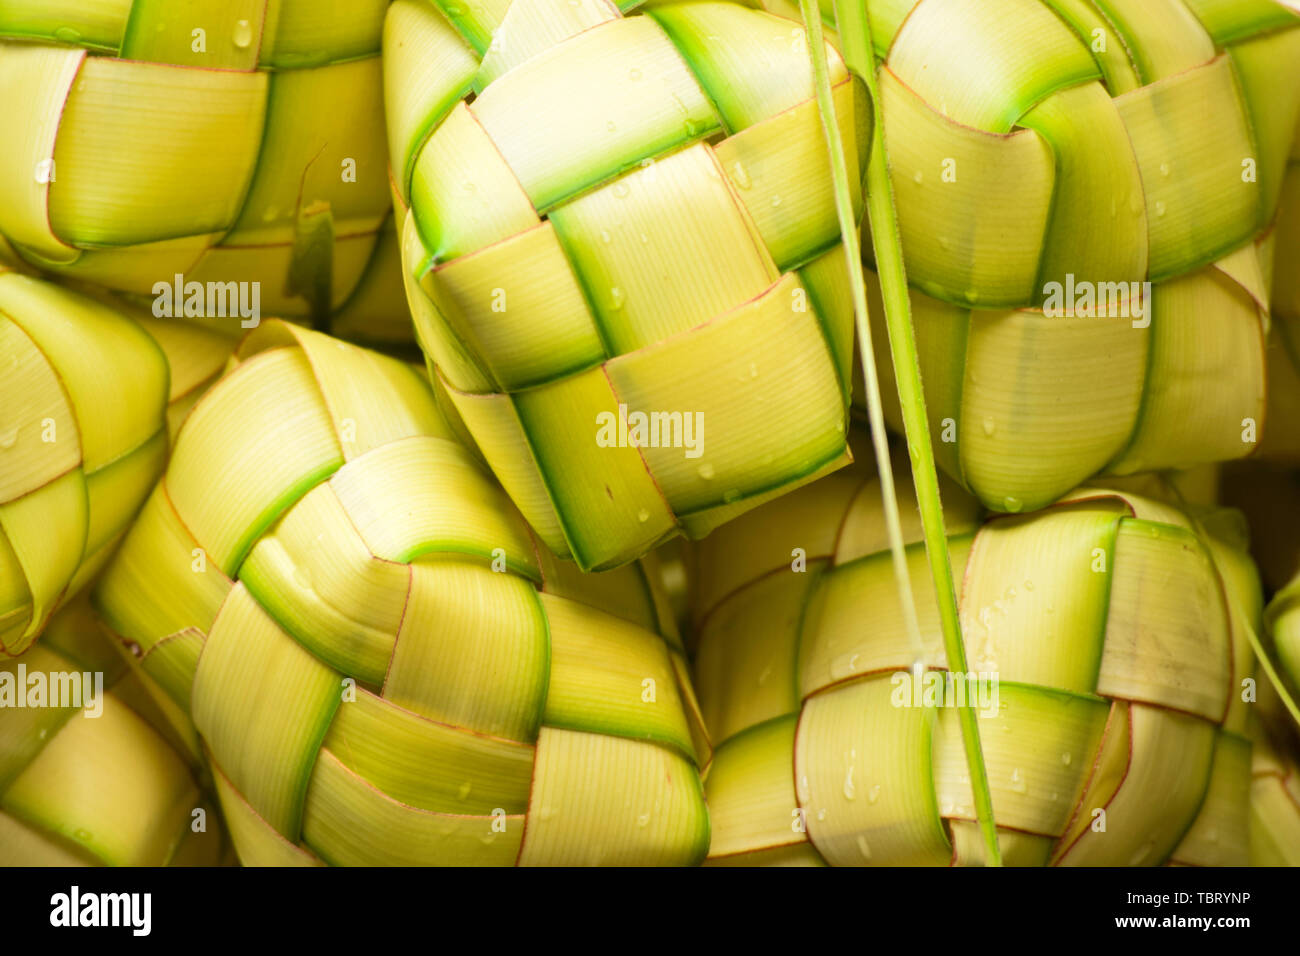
797;5;926;673
1243;616;1300;729
804;0;1002;865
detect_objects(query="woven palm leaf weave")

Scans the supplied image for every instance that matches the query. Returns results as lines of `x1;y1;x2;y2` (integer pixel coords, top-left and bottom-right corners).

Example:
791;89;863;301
0;0;411;343
95;321;712;865
1250;731;1300;865
826;0;1300;514
0;596;229;866
387;0;868;571
0;266;231;657
691;452;1258;865
1247;650;1300;866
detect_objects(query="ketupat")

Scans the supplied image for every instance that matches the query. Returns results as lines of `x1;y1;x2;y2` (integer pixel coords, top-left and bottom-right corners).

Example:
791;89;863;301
1250;733;1300;866
0;0;411;345
2;0;1289;874
1248;668;1300;866
94;321;711;866
691;452;1259;865
0;596;229;866
832;0;1300;513
0;268;231;657
386;0;867;570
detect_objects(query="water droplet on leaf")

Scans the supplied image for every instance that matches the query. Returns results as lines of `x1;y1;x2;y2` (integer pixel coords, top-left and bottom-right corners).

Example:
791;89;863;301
729;160;751;190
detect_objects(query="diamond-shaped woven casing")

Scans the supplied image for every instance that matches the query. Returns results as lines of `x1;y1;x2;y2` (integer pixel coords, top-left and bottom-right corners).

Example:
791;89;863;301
0;597;229;866
387;0;867;571
691;453;1258;866
95;322;711;865
828;0;1300;513
0;1;410;343
0;267;231;657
